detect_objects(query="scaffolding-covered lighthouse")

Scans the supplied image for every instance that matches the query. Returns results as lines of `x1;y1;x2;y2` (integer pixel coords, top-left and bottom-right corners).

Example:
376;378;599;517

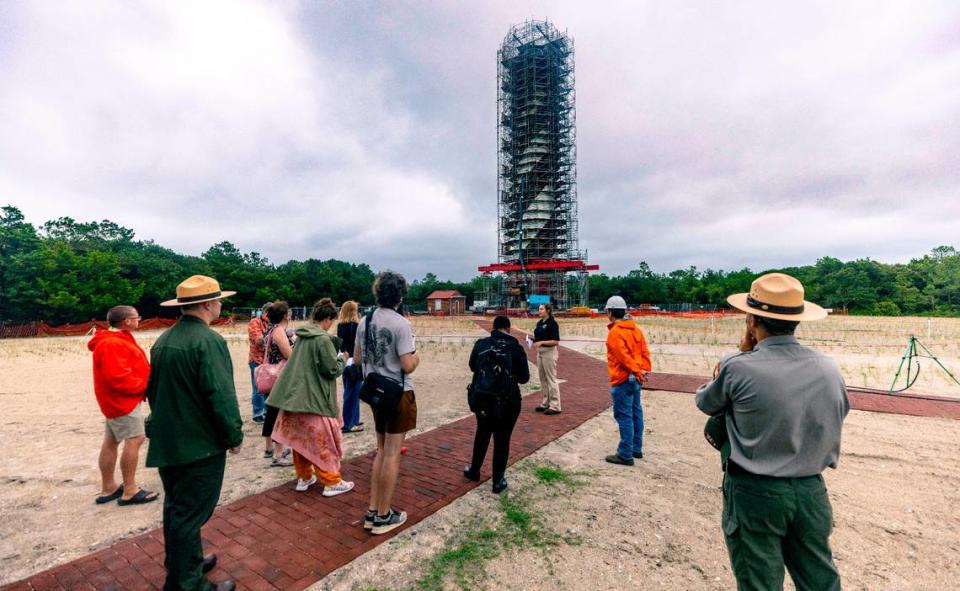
479;20;597;311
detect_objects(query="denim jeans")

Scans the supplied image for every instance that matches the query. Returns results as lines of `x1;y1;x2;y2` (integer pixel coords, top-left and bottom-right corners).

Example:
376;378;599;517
249;361;265;418
341;371;362;430
611;376;643;459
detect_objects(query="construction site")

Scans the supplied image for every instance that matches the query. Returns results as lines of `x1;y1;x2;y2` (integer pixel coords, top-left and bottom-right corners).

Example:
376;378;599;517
479;20;597;313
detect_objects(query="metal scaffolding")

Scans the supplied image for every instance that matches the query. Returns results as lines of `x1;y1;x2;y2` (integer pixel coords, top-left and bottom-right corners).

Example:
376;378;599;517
479;20;596;311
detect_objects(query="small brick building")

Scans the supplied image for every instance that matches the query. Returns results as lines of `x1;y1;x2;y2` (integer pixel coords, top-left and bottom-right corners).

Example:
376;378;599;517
426;290;466;316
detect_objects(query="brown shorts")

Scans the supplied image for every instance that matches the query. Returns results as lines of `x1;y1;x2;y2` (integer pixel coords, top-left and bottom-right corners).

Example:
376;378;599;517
372;390;417;435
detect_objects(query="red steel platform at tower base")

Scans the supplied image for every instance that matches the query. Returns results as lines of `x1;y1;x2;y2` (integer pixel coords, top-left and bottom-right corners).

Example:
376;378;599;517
478;259;599;273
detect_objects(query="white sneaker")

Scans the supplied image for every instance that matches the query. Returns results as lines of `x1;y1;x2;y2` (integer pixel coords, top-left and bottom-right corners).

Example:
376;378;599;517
271;455;293;467
295;475;317;492
322;480;355;497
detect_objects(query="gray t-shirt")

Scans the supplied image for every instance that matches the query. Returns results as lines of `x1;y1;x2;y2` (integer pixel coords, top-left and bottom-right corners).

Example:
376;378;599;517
355;307;416;391
695;335;849;477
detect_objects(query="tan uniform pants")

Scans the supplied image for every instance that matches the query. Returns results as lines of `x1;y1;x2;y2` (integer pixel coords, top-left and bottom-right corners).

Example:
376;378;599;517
537;346;561;411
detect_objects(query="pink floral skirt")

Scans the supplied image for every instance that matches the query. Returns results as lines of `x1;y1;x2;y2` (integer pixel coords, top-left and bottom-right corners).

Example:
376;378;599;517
271;411;343;474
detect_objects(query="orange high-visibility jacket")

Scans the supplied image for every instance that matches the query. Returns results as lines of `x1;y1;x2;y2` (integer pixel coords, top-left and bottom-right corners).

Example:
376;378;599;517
605;318;652;386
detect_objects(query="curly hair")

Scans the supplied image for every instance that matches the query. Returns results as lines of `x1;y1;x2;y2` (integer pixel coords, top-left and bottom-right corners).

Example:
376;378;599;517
312;298;338;322
266;301;290;324
373;271;408;308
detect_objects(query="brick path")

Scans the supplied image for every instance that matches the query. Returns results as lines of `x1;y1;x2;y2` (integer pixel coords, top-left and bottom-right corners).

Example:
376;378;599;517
645;372;960;419
6;328;960;590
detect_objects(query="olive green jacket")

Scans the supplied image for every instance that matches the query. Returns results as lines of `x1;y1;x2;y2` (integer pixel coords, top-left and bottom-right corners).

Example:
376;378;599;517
145;315;243;467
266;324;344;417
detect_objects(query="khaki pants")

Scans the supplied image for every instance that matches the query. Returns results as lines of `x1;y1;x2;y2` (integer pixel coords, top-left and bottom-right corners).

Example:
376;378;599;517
537;346;560;411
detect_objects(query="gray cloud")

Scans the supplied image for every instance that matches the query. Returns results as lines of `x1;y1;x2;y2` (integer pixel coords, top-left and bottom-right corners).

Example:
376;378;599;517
1;1;958;282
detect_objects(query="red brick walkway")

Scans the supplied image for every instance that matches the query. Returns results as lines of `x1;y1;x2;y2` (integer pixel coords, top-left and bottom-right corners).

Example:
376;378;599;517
6;329;960;590
644;373;960;419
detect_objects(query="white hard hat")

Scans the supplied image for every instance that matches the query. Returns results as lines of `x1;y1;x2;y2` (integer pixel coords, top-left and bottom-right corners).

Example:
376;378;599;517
605;295;628;310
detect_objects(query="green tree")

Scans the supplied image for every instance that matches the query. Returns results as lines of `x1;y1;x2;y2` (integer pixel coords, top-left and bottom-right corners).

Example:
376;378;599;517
0;206;44;321
37;242;144;323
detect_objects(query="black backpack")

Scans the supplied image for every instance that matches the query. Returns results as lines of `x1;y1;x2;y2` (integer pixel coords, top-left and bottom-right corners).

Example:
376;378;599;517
468;338;513;421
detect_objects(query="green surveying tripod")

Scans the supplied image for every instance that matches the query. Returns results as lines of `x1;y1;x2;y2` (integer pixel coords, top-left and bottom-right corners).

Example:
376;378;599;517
889;335;960;393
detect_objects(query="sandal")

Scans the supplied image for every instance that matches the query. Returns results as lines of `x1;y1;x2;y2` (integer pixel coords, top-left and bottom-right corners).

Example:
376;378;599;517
95;486;123;505
118;489;159;506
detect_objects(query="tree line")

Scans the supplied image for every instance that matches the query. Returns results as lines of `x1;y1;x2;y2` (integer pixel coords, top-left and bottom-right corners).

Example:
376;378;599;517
3;205;959;324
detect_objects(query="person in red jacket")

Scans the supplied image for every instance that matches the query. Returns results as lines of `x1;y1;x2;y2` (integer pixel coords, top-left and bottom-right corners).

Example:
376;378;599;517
604;296;652;466
88;305;158;505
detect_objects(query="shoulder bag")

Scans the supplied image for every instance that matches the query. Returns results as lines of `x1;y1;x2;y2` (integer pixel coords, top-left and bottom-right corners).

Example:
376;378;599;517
358;310;405;412
254;329;287;395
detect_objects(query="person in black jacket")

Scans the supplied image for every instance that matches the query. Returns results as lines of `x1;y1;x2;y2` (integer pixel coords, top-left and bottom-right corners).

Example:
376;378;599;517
464;315;530;493
337;300;363;433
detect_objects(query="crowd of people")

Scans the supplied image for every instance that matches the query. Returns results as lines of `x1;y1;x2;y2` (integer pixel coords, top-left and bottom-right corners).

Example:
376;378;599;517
86;269;847;591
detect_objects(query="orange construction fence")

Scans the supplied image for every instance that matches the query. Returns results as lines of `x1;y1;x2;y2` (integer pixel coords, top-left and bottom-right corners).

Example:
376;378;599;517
0;316;236;339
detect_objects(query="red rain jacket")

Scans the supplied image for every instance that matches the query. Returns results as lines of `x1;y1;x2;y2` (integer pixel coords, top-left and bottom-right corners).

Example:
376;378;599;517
88;329;150;418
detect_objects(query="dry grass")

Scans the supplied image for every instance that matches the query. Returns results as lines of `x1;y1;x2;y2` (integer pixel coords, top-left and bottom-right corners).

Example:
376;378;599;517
513;315;960;396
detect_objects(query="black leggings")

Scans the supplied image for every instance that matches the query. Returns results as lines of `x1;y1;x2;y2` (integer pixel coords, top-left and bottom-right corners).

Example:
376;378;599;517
470;396;521;480
261;403;280;438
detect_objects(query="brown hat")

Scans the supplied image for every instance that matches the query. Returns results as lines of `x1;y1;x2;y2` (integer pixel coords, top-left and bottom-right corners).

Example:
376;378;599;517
727;273;827;322
160;275;236;307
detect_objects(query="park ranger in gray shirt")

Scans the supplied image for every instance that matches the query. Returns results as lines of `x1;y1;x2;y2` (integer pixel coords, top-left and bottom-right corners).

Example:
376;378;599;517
696;273;849;591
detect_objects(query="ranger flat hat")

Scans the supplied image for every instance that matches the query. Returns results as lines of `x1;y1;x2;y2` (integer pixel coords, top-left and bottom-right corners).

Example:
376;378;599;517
727;272;827;322
160;275;236;307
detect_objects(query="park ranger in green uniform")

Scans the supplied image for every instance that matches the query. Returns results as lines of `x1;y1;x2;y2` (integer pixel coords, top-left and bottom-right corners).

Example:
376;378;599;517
147;275;243;591
696;273;849;591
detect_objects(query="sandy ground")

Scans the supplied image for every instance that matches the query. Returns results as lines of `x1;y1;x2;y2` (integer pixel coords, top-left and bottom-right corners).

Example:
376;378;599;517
0;324;512;585
2;318;959;589
318;393;960;591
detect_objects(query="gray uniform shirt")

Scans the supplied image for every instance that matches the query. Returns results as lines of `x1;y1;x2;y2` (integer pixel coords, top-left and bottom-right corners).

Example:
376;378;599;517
695;335;850;477
355;307;416;391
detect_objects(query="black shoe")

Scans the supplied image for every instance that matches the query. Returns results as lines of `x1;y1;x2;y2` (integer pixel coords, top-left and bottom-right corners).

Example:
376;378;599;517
463;466;480;482
534;406;547;412
202;553;217;574
210;581;235;591
543;408;561;415
363;509;376;531
605;454;635;466
371;508;407;535
492;478;508;494
633;451;644;459
251;415;265;424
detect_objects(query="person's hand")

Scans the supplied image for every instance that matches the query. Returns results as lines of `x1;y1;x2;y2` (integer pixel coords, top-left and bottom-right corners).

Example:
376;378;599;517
739;328;757;352
636;371;648;384
712;362;721;379
228;445;242;455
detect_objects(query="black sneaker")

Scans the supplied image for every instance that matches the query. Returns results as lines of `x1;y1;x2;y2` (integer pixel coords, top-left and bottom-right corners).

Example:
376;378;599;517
251;415;265;424
463;466;480;482
543;408;561;415
605;454;634;466
371;508;407;535
363;509;376;531
492;478;508;494
534;406;547;413
633;451;644;459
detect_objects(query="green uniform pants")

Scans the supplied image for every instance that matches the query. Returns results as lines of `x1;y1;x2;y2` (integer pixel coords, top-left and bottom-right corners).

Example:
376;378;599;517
159;453;226;591
722;469;841;591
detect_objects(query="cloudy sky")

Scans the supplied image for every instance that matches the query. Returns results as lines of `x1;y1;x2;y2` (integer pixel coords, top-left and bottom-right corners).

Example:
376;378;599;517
1;1;958;280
